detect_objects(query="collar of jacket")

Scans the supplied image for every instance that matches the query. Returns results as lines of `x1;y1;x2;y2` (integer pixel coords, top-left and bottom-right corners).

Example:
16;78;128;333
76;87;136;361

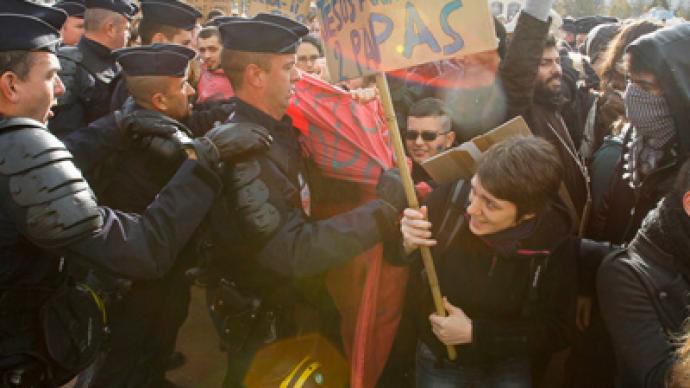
461;202;572;260
630;233;677;275
228;97;293;133
77;36;119;84
227;97;304;180
78;36;114;63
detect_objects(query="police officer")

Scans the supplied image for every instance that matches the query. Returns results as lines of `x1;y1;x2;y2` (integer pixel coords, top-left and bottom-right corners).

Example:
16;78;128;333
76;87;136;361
0;1;268;386
53;0;85;46
207;15;406;387
48;0;138;138
76;43;271;388
109;0;201;111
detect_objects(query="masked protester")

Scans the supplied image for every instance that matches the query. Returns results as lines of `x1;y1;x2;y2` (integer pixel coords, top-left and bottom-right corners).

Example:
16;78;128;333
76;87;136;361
590;23;690;245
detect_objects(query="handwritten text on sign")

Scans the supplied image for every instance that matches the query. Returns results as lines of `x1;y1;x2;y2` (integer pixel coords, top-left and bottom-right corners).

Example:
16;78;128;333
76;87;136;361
316;0;497;82
248;0;312;23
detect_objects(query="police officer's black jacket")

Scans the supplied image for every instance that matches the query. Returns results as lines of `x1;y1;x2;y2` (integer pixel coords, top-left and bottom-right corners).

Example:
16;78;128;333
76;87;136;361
49;37;120;138
209;97;400;305
0;116;221;383
403;182;578;366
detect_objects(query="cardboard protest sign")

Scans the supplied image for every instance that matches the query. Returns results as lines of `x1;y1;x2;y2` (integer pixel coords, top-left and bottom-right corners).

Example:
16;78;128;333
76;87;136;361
316;0;498;82
247;0;312;23
422;116;532;184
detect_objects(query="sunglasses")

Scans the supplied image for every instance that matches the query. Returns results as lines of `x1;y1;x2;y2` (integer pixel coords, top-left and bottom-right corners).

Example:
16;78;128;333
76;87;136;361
405;130;450;142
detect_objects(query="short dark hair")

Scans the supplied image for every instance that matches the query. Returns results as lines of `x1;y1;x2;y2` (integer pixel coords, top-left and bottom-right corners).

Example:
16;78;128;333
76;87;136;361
408;97;451;132
198;26;219;40
300;34;323;56
220;49;272;90
476;136;563;219
139;19;183;45
0;50;34;80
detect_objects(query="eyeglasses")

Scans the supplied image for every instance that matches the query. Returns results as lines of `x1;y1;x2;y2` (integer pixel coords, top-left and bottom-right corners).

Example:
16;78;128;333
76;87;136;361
297;55;320;64
405;130;450;142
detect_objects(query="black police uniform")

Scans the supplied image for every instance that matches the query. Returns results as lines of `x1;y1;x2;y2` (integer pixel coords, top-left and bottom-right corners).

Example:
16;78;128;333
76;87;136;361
0;5;222;386
207;16;401;387
48;0;138;139
77;44;210;387
107;0;233;137
109;0;200;113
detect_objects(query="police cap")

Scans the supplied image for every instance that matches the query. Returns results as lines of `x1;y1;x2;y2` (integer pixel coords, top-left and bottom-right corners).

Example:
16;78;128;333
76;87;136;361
205;15;243;27
53;0;85;18
254;13;309;37
141;0;201;31
219;14;308;54
85;0;138;19
574;16;617;35
561;17;576;34
113;43;196;77
0;0;66;53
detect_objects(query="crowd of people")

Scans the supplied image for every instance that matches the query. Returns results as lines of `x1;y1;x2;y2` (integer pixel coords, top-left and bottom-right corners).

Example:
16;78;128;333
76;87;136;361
1;0;690;387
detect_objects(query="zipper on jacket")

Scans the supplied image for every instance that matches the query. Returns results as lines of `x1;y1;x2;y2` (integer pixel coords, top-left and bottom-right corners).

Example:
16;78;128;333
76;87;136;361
488;255;497;277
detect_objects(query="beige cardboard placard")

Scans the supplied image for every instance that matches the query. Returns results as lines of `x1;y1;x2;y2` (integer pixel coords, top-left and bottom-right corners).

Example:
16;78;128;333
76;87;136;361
422;116;532;184
248;0;312;23
316;0;498;82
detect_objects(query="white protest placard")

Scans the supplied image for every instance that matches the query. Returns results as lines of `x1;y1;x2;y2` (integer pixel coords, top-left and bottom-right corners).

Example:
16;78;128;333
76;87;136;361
248;0;312;23
316;0;498;82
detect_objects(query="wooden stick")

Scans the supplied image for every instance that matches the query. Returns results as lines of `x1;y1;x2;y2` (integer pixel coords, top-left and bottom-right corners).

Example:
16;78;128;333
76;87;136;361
375;73;457;361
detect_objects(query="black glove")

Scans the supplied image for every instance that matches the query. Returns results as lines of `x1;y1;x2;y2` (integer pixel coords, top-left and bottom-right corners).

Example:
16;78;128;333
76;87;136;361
202;122;273;161
118;109;185;141
116;109;192;161
377;168;407;213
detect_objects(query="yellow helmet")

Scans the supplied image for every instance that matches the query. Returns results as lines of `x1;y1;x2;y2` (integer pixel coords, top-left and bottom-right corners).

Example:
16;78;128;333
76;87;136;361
244;334;348;388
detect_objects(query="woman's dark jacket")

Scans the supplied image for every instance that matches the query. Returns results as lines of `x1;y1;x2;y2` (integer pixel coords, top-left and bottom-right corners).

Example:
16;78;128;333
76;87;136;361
404;181;578;365
598;198;690;388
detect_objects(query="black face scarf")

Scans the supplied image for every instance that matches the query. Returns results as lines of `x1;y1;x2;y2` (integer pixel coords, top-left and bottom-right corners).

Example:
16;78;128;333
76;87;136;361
639;196;690;276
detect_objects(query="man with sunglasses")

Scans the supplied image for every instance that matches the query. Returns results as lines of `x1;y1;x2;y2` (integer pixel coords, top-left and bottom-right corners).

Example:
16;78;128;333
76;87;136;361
405;97;456;185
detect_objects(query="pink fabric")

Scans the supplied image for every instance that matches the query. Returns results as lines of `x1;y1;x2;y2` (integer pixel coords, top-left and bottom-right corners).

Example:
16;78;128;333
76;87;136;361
196;66;234;103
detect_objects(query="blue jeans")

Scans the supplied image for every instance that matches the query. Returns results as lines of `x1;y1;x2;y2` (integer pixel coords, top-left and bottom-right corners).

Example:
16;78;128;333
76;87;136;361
415;342;532;388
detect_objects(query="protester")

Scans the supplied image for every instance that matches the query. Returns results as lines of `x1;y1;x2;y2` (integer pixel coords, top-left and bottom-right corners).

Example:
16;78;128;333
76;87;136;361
501;0;590;224
588;19;663;232
399;136;577;387
196;26;234;103
404;97;456;186
590;23;690;245
598;159;690;388
0;1;268;384
295;34;324;76
53;0;85;46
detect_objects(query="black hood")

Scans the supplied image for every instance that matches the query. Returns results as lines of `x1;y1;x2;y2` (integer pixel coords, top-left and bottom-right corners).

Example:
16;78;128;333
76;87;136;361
627;23;690;158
